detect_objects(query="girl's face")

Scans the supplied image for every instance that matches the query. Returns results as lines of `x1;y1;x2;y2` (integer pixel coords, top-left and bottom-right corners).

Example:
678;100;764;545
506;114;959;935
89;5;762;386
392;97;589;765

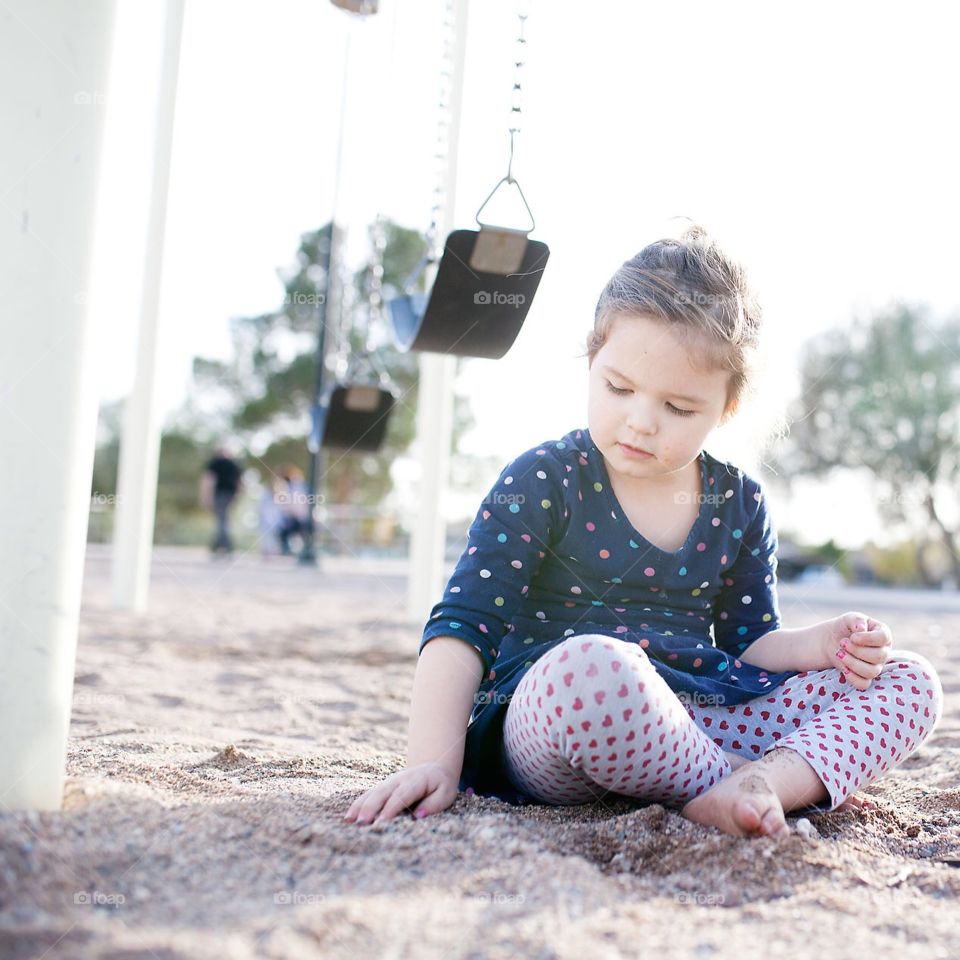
587;312;734;486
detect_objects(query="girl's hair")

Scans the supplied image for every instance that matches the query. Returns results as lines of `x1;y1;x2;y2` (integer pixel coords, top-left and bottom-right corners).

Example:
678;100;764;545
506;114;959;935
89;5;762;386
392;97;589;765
583;223;768;429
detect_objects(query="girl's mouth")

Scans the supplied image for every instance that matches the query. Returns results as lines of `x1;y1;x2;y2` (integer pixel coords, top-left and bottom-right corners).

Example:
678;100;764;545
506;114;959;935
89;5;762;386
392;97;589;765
618;441;653;459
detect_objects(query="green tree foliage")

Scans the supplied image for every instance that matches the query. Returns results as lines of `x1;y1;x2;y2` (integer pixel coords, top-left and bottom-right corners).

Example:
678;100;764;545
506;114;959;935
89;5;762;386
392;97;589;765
771;302;960;586
187;219;475;505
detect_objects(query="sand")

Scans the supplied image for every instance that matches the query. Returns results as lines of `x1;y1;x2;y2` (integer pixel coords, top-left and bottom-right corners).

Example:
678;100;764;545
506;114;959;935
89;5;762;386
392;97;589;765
1;545;959;959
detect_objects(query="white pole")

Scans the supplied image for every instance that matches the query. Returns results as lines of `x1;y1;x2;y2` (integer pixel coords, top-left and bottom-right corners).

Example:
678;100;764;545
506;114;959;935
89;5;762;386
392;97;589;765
405;0;469;623
110;0;186;611
0;0;118;811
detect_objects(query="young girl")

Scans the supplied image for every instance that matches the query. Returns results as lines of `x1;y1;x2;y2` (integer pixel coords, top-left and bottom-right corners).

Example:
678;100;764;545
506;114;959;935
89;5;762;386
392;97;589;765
343;225;944;839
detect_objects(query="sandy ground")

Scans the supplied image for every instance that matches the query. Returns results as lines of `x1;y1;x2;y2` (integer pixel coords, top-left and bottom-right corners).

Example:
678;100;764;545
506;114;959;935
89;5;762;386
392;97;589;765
1;545;959;959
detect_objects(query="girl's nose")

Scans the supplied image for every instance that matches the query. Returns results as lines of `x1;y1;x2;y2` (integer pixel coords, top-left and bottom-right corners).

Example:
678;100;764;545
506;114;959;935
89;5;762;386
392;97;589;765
625;400;657;435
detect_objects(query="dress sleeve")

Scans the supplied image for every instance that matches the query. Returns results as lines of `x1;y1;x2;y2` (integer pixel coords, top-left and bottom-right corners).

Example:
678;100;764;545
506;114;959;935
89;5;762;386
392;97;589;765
420;444;568;675
711;474;782;657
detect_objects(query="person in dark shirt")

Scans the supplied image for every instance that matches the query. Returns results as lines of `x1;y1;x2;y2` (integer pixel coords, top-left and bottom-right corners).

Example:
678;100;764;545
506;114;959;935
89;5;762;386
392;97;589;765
201;446;243;554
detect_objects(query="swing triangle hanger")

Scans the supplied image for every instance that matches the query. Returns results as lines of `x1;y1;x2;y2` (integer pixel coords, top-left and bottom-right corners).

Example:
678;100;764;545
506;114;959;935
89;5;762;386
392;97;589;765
474;129;536;235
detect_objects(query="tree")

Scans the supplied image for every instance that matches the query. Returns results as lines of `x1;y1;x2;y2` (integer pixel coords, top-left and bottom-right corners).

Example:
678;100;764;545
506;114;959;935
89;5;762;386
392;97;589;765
770;302;960;586
184;218;476;506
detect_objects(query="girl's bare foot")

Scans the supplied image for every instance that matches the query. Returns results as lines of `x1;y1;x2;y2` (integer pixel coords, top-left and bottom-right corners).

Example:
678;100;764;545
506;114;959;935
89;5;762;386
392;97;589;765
682;762;791;839
683;747;831;839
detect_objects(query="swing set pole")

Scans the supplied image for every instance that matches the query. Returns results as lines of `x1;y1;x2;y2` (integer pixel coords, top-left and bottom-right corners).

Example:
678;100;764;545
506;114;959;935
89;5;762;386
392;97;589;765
299;11;360;565
298;222;335;566
111;0;186;607
0;0;118;810
405;0;470;623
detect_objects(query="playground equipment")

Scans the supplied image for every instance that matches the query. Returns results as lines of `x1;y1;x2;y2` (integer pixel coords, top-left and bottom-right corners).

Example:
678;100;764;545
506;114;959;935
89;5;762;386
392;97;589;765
387;4;548;359
311;217;397;452
1;0;120;810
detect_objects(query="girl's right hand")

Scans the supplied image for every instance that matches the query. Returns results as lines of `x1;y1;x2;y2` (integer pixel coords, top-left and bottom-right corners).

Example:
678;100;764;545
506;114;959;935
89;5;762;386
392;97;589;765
820;611;892;691
342;762;460;826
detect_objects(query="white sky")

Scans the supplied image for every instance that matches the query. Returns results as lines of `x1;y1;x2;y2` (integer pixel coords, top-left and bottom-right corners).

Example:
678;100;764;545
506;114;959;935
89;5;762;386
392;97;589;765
87;0;960;548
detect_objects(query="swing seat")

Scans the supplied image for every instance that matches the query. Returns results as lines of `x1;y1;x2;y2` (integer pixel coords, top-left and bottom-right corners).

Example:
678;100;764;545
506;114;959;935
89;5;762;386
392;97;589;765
389;229;549;359
310;383;395;453
386;292;428;350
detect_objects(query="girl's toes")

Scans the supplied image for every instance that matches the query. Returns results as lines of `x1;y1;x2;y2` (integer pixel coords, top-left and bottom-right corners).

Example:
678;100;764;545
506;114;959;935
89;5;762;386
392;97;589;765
759;806;790;838
730;798;764;835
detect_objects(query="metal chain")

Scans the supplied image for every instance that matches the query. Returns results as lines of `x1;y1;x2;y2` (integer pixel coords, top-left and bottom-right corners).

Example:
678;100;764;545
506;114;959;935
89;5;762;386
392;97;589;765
345;215;392;386
429;3;532;241
332;238;353;379
426;0;457;253
507;4;528;183
363;216;387;355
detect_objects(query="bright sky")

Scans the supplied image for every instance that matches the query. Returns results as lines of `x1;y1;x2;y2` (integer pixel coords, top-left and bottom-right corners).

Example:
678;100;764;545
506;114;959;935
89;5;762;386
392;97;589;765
88;0;960;549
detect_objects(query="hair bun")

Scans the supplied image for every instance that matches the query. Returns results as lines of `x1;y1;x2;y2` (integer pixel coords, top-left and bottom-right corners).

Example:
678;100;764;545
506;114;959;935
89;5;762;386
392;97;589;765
680;222;709;243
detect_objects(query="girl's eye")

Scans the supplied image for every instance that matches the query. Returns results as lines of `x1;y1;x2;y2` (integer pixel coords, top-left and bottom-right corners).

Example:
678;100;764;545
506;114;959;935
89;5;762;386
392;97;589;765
606;381;696;417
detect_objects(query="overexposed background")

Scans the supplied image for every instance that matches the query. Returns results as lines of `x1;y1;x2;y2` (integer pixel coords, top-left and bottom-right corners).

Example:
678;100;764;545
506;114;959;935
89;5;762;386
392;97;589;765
85;0;960;546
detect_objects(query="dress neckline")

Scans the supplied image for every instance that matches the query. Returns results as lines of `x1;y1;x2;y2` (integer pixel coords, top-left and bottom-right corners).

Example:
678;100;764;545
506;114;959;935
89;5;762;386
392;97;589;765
584;429;708;557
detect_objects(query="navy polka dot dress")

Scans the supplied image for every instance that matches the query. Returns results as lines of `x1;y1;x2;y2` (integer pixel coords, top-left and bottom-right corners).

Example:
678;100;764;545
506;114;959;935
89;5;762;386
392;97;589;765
420;426;803;804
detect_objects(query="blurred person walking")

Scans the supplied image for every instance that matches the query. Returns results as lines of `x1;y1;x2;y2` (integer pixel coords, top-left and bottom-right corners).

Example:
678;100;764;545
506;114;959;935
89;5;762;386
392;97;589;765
201;444;243;554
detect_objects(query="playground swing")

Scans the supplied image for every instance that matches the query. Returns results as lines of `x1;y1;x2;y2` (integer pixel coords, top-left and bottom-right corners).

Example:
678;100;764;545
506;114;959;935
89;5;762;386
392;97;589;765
387;5;549;360
310;218;397;453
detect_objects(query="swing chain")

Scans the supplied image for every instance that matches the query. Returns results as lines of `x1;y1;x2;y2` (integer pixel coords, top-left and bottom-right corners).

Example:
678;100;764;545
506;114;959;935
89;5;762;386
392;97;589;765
365;215;387;332
347;215;393;387
331;245;353;380
473;3;535;232
507;4;528;184
426;0;458;255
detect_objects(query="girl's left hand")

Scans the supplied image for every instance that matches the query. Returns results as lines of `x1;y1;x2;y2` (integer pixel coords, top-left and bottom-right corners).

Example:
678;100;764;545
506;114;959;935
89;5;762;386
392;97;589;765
822;612;894;691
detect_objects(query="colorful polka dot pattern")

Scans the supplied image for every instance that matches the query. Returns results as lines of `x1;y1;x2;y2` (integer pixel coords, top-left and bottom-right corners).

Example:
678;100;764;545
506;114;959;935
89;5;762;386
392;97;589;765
501;636;943;812
420;427;810;804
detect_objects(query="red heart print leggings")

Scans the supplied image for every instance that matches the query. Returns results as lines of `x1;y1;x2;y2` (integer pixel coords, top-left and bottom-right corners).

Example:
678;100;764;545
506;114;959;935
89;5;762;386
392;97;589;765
500;634;944;813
